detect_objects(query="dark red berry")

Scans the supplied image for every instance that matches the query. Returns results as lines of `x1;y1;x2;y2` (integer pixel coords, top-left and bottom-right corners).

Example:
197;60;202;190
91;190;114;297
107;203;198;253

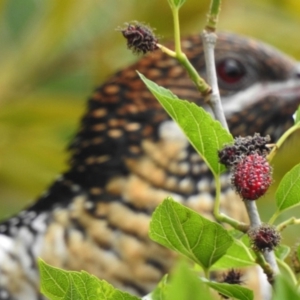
221;269;243;285
219;133;271;168
218;145;238;167
232;153;272;200
219;269;243;299
118;22;158;55
248;224;281;252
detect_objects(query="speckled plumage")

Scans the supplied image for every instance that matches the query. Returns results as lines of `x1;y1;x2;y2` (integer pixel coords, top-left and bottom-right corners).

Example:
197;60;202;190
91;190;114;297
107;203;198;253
0;32;299;300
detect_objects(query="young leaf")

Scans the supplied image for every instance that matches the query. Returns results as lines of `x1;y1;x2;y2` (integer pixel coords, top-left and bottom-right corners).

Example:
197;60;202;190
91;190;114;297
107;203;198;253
138;72;233;176
151;275;168;300
206;282;253;300
39;259;140;300
275;244;290;260
166;261;214;300
149;198;233;269
275;163;300;213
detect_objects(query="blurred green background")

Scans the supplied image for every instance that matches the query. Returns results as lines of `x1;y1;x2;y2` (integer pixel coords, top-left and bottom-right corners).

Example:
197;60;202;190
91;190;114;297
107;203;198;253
0;0;300;227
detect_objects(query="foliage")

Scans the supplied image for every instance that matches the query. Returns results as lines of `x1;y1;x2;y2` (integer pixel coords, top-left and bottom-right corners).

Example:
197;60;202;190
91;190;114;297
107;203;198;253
39;259;140;300
138;72;233;176
35;0;300;299
1;0;300;219
149;198;233;270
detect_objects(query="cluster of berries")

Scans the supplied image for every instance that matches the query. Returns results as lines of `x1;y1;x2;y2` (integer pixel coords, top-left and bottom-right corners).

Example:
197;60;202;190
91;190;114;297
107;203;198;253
219;134;281;253
218;133;272;201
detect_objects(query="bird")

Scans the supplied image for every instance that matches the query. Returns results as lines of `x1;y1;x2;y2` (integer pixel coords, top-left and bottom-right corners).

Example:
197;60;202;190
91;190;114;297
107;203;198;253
0;31;299;300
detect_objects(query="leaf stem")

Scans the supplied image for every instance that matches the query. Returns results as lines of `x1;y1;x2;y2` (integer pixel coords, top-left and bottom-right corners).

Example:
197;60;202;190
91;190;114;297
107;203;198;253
176;52;211;96
213;176;249;232
157;44;176;58
156;44;210;97
268;210;280;225
201;30;228;130
171;6;182;55
268;123;300;162
244;200;279;284
205;0;222;31
277;258;297;285
255;251;276;285
244;200;261;228
203;268;210;280
162;5;211;97
202;0;228;129
276;217;300;232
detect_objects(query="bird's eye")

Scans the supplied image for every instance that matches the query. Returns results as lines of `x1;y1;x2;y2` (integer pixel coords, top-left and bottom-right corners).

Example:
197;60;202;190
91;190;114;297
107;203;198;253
216;58;246;84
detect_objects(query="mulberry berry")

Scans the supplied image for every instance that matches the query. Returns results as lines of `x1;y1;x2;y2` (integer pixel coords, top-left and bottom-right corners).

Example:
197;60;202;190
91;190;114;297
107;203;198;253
219;133;271;168
118;22;158;55
219;269;243;299
248;224;281;252
232;153;272;200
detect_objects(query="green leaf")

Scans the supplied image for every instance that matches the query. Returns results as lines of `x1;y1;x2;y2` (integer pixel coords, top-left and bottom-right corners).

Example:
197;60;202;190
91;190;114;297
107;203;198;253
64;280;82;300
166;262;214;300
273;275;300;300
167;0;186;9
138;72;233;177
206;282;253;300
39;259;71;300
151;275;168;300
275;163;300;213
294;105;300;124
212;238;255;269
71;272;109;300
275;244;290;260
38;259;140;300
149;198;233;269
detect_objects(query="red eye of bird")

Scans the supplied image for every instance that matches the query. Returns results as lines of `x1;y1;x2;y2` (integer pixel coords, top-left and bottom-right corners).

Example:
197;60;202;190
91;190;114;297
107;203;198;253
217;58;246;84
